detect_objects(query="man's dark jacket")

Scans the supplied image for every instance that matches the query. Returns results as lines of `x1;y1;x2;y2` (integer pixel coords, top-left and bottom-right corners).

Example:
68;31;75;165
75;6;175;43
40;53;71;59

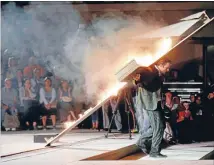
135;66;164;111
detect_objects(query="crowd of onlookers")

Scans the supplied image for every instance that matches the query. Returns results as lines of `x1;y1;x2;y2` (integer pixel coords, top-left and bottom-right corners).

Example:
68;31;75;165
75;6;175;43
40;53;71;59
1;55;80;131
1;55;214;145
160;91;214;144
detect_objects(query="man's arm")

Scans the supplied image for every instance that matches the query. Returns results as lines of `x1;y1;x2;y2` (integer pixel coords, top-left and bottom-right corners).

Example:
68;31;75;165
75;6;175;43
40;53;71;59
132;67;153;86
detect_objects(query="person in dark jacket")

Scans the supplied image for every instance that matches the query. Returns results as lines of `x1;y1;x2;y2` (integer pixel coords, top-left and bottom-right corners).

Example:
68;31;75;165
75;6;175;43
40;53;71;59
135;58;171;158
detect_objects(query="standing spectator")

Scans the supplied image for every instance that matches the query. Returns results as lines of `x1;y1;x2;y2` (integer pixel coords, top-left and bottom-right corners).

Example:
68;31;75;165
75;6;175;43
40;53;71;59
1;78;20;131
162;92;177;144
24;56;45;79
39;77;57;130
91;111;99;130
19;79;38;130
195;95;203;116
16;69;24;89
89;95;99;130
205;89;214;140
6;57;18;79
102;101;110;131
194;95;204;141
31;68;43;98
110;96;122;131
58;80;76;123
189;94;197;119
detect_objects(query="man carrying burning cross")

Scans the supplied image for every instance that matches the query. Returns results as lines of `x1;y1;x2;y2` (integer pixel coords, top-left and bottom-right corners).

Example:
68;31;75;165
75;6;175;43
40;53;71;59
133;58;171;158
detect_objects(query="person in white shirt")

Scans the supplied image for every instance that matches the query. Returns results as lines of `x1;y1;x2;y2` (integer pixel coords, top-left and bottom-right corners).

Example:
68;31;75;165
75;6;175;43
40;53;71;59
58;80;76;123
39;77;57;130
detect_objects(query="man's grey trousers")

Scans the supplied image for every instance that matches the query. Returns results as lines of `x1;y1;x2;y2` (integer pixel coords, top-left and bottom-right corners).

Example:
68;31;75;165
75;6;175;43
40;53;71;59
135;88;165;155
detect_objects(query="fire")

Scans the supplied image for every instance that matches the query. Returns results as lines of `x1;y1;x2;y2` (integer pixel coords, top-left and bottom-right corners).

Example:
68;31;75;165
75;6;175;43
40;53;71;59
79;114;83;118
98;82;127;104
128;37;172;67
64;121;75;129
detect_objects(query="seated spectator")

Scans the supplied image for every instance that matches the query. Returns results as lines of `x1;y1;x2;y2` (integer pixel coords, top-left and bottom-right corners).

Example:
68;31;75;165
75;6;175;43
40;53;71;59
31;68;43;97
19;79;39;130
1;103;20;131
1;78;20;131
176;101;193;143
58;80;76;123
39;77;57;130
24;56;45;79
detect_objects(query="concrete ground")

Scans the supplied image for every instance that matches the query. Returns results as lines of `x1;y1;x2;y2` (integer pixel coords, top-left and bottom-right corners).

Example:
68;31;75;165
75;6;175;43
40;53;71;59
1;129;213;165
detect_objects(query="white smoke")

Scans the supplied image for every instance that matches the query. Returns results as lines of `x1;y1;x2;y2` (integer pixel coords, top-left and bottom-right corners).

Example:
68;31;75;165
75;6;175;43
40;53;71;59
1;2;165;102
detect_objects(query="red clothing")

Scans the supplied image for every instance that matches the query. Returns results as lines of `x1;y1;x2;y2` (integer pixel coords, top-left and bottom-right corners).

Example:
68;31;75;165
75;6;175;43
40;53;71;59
23;65;44;78
177;110;193;123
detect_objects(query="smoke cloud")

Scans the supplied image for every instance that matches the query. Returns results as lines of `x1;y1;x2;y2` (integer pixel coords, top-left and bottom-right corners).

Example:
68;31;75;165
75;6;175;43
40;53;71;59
1;2;165;103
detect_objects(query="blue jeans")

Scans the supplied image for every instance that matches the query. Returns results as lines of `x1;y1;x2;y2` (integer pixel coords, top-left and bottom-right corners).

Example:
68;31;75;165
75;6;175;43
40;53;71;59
92;111;98;123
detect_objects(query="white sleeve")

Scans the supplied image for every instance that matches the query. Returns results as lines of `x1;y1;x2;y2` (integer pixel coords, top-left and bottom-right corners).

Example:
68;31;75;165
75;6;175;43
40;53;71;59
50;88;56;103
39;88;48;105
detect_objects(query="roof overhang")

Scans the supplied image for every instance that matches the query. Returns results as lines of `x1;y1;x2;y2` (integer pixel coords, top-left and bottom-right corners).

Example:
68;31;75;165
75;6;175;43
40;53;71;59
133;11;211;41
131;11;214;66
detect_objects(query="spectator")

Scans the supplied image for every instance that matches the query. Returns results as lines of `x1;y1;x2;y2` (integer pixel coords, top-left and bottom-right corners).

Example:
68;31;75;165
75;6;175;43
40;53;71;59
19;79;38;130
31;68;43;98
205;88;214;140
39;77;57;130
194;95;204;141
89;95;99;130
6;57;18;88
2;103;20;131
6;57;18;79
162;92;177;144
24;56;45;79
195;95;203;116
58;80;76;123
1;78;19;114
189;94;198;119
16;69;24;89
177;101;193;143
91;111;99;130
1;78;20;131
110;96;122;131
207;90;214;117
102;101;110;131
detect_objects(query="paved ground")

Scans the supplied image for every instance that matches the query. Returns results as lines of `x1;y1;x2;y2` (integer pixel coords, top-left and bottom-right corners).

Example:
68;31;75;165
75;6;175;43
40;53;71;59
1;129;213;165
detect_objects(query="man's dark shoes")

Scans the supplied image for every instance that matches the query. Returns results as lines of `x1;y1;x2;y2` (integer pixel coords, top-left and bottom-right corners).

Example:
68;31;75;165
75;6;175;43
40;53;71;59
150;153;167;158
